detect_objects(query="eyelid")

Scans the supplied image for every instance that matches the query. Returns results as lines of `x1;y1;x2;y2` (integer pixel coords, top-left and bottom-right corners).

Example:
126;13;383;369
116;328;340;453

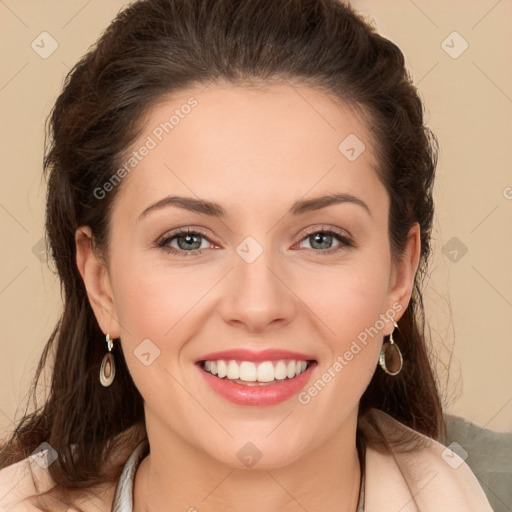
157;225;213;238
298;224;353;241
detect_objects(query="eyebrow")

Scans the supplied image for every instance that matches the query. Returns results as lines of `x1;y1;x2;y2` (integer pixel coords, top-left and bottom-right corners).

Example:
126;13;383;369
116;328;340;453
138;192;372;220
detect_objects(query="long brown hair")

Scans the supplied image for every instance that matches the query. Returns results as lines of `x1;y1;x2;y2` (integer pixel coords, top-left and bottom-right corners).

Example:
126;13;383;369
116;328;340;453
1;0;442;506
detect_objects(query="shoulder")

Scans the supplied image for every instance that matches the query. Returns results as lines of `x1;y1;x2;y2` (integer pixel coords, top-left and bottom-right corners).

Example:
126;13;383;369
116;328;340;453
0;448;116;512
0;425;144;511
360;408;494;512
0;448;57;511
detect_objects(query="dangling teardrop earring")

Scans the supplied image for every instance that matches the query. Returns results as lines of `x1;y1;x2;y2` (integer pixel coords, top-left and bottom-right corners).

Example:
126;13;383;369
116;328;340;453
99;333;116;387
379;321;403;376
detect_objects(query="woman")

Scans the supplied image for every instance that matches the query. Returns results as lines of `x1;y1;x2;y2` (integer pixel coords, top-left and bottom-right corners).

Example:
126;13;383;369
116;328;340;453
0;0;493;510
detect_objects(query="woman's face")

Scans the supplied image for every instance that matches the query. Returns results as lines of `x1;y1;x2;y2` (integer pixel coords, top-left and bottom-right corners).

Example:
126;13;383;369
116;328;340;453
78;81;419;469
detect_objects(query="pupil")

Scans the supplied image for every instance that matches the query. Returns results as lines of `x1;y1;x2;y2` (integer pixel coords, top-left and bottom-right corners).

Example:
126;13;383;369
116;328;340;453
312;233;331;249
179;234;200;250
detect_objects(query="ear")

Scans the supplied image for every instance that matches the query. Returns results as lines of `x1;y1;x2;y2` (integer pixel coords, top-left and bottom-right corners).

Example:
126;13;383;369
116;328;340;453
385;222;421;335
75;226;121;338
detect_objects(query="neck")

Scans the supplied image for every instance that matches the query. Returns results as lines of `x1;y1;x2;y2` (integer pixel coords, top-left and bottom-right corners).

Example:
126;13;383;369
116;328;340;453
133;412;362;512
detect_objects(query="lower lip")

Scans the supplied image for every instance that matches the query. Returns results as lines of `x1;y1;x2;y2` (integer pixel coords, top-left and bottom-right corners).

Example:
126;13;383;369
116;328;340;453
196;362;317;406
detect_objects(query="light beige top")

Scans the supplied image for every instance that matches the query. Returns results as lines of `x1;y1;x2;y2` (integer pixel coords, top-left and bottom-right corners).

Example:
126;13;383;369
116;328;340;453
0;408;493;511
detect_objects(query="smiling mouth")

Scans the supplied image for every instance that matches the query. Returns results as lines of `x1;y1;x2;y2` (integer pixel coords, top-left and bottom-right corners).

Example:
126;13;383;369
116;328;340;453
198;358;317;385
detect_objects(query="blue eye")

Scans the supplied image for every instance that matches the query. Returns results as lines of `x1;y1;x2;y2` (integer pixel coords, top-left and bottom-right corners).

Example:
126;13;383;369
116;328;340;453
157;228;212;256
296;229;352;254
157;227;353;257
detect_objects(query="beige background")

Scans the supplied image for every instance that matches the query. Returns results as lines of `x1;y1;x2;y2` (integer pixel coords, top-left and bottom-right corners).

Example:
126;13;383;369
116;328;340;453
0;0;511;437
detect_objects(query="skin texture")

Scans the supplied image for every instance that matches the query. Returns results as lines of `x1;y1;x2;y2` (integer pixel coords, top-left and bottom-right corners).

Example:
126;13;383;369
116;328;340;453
75;82;420;512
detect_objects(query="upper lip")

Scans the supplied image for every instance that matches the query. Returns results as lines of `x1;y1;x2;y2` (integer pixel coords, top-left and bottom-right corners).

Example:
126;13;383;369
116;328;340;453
195;348;316;363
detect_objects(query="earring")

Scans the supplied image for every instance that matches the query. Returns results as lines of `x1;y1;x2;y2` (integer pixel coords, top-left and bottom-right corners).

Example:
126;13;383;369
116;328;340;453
379;321;403;376
99;333;116;387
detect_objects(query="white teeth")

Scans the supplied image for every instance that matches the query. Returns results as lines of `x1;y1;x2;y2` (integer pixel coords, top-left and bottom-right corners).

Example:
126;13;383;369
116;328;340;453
226;360;239;379
240;361;257;381
274;361;287;380
257;361;274;382
201;359;312;382
217;360;227;378
286;360;296;378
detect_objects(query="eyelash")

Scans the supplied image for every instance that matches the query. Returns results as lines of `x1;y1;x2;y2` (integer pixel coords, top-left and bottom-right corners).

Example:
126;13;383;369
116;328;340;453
156;226;354;257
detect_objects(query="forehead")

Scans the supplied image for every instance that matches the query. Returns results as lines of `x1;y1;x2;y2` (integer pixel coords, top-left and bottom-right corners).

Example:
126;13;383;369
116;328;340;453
112;81;386;220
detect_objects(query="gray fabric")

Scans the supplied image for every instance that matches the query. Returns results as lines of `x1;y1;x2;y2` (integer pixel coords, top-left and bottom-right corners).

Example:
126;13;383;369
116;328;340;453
443;414;512;512
357;467;365;512
111;439;149;512
111;439;365;511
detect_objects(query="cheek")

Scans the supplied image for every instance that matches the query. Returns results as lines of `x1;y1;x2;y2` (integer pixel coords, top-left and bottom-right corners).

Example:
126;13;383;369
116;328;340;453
115;279;173;339
293;255;390;408
109;261;200;404
296;255;391;342
297;276;385;423
109;256;222;395
111;256;207;340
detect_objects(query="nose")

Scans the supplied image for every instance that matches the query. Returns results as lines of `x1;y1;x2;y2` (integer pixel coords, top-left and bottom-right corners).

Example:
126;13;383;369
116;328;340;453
218;245;297;333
